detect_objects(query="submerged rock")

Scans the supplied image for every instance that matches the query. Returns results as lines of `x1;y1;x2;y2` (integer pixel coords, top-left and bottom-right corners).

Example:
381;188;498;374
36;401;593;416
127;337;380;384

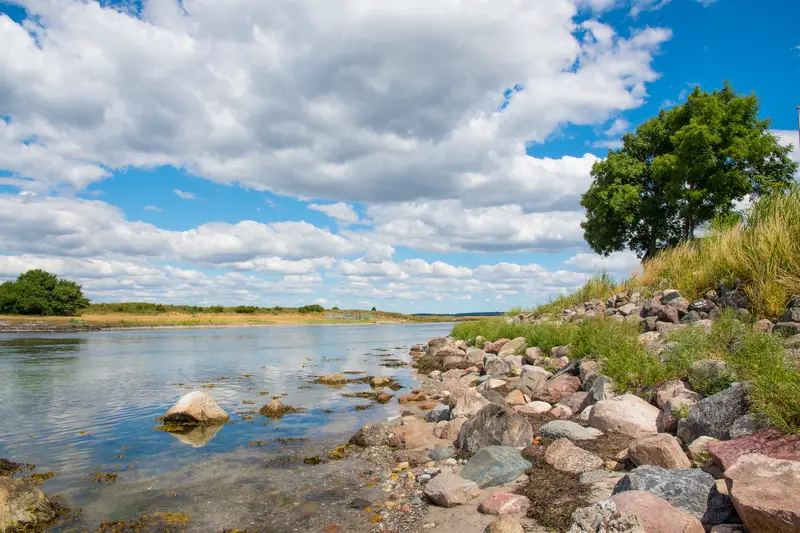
259;399;297;419
317;373;348;386
165;423;224;447
0;477;58;532
163;391;229;425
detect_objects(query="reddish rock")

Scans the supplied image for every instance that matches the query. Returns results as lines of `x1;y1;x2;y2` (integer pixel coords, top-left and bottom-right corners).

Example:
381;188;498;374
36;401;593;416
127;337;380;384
319;525;343;533
439;418;466;441
612;490;705;533
658;306;681;324
504;390;527;406
490;339;510;354
389;423;434;450
478;492;530;515
549;405;573;419
589;394;661;438
534;374;581;404
559;391;590;413
724;453;800;533
376;393;392;404
708;429;800;470
398;395;413;404
545;438;603;474
628;433;692;469
419;401;439;410
484;341;495;353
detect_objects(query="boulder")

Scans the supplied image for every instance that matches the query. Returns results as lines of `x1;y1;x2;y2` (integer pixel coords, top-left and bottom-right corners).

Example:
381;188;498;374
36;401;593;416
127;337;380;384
478;492;530;515
589;394;661;438
588;375;616;404
443;355;467;370
480;389;507;407
484;357;510;376
707;428;800;470
490;339;510;354
423;473;480;507
456;404;534;453
448;387;491;419
523;347;543;365
723;453;800;533
652;381;698;410
0;477;58;532
560;391;590;413
350;423;391;447
612;491;705;533
439;418;467;441
428;445;455;461
579;360;601;390
550;404;574;419
658;306;680;324
460;446;532;488
466;348;486;367
545;438;604;474
661;290;684;305
618;303;638;316
163;391;229;425
628;434;692;469
425;404;451;423
478;378;508;391
687;436;718;468
318;373;348;385
498;337;526;357
389;421;435;450
539;420;603;441
781;307;800;322
613;466;736;526
656;322;686;336
660;395;698;433
677;383;750;443
504;390;527;406
517;369;547;397
728;413;769;439
535;374;581;403
484;516;524;533
512;402;551;415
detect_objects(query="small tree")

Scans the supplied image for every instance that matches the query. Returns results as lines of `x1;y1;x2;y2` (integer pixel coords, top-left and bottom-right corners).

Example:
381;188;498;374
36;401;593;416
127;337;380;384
0;269;90;316
371;306;377;311
581;82;798;259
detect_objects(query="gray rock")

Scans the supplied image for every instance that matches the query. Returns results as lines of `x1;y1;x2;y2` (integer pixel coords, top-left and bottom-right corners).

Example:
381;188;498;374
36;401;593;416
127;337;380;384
523;346;543;365
677;383;750;442
480;389;507;406
423;472;481;507
728;413;769;439
589;375;616;404
460;446;532;488
517;369;547;397
449;387;492;419
0;477;58;531
661;289;684;304
539;420;603;441
567;500;646;533
642;316;659;332
613;466;736;526
718;283;750;310
560;391;590;413
773;322;800;336
484;357;509;376
425;404;452;423
658;306;680;324
350;497;372;509
579;470;626;502
428;444;456;461
466;348;486;367
350;423;391;447
689;299;717;313
456;404;534;453
579;360;601;390
681;310;702;324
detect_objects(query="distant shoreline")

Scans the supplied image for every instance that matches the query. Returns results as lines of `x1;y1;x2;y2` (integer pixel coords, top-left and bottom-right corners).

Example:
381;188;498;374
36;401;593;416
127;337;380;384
0;315;472;334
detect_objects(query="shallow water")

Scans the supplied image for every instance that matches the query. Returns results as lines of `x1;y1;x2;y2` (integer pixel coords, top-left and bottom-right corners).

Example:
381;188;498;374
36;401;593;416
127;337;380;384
0;323;451;532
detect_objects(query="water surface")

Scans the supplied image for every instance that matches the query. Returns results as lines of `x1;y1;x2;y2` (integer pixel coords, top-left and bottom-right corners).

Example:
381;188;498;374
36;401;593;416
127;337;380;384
0;323;450;532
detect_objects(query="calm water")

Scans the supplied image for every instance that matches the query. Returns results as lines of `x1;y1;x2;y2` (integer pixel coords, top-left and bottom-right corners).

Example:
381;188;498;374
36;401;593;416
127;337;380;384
0;323;451;532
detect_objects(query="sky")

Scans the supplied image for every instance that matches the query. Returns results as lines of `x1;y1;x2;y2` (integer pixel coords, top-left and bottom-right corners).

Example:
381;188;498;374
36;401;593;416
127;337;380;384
0;0;799;314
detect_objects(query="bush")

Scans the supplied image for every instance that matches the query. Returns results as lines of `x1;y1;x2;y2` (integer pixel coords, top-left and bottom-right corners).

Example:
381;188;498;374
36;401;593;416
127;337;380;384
234;306;257;314
0;269;90;316
209;306;225;313
298;304;324;313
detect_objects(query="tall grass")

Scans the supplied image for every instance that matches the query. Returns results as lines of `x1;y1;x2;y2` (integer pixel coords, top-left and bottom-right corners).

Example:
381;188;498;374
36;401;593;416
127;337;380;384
636;187;800;317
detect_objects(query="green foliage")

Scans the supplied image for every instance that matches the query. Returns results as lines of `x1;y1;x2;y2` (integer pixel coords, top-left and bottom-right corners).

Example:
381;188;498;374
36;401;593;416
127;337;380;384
298;304;324;313
208;306;224;313
581;82;797;258
0;269;90;316
234;306;257;314
451;319;575;354
371;306;377;311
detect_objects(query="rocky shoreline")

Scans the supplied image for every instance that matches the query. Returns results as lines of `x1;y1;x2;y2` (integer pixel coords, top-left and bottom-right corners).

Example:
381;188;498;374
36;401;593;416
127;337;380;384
333;287;799;532
3;290;799;532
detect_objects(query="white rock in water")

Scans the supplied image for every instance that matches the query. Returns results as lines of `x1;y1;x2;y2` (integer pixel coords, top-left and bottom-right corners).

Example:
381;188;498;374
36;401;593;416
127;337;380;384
163;391;229;425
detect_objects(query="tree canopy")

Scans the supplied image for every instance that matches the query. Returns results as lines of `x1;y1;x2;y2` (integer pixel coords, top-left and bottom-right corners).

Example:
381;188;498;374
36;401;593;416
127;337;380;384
0;269;90;316
581;82;798;259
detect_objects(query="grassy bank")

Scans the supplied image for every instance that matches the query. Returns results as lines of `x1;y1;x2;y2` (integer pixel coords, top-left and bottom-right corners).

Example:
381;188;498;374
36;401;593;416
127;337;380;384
452;189;800;433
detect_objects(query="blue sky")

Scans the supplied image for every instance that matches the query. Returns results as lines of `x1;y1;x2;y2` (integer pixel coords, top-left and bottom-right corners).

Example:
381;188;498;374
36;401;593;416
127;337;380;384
0;0;798;313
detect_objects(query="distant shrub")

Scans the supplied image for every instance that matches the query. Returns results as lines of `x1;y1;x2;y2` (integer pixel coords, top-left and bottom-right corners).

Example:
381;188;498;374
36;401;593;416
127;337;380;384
209;306;225;313
234;306;257;314
298;305;324;313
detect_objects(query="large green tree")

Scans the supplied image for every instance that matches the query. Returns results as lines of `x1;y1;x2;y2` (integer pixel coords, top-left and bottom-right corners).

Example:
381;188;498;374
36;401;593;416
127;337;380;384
581;83;798;259
0;269;90;316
